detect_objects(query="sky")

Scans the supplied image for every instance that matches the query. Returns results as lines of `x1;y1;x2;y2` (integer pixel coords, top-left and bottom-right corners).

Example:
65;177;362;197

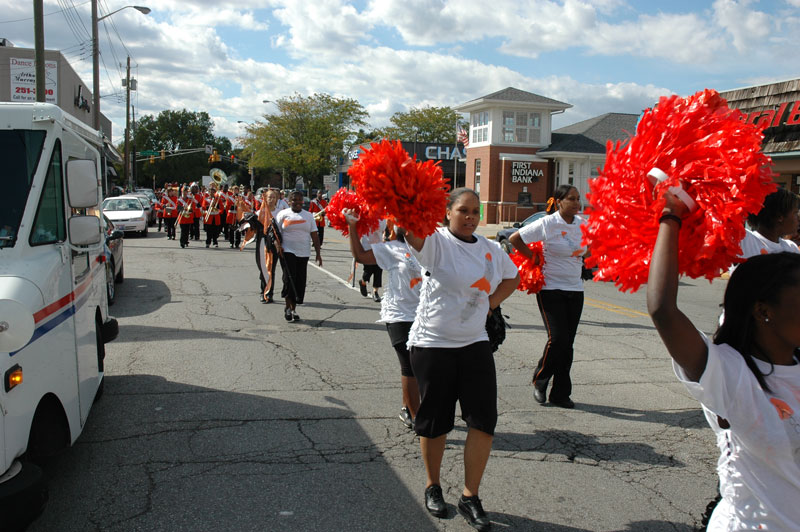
2;0;799;146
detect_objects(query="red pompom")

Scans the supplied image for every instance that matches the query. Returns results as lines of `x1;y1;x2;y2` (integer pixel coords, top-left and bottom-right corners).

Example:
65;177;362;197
326;188;381;238
348;140;449;238
510;242;545;294
583;89;776;292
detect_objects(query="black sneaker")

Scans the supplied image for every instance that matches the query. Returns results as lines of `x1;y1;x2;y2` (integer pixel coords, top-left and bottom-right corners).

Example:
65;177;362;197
399;407;413;430
372;292;381;303
291;310;300;322
284;308;292;322
458;495;491;531
424;485;447;518
359;281;368;297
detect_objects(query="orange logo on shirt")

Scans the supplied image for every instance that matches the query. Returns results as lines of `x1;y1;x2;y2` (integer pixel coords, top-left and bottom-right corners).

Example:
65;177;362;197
571;249;583;257
561;231;567;236
283;219;306;228
410;277;422;289
760;249;769;255
470;253;493;294
770;397;794;420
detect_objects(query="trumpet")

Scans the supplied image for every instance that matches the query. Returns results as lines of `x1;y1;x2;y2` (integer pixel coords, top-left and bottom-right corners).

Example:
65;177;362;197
313;207;326;223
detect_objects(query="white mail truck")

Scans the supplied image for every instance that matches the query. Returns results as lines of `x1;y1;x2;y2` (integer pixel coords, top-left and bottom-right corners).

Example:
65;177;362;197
0;102;119;530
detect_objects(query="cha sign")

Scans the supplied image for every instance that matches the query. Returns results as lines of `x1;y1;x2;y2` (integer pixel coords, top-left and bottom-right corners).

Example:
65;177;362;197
10;57;57;103
510;161;543;183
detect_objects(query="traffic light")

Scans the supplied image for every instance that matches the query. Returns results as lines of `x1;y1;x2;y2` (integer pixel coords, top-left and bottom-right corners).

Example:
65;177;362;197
230;154;235;163
149;155;155;164
209;150;220;164
160;149;165;160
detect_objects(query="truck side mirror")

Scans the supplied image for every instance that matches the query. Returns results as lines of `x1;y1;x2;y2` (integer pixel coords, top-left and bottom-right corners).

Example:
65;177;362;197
66;159;99;208
69;216;101;246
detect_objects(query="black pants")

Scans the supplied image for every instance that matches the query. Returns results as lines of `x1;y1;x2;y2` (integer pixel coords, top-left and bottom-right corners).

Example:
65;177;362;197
164;218;176;239
205;222;221;245
192;218;200;240
362;264;382;288
281;252;308;305
157;216;163;231
533;289;584;401
228;227;241;248
179;222;191;246
316;225;324;246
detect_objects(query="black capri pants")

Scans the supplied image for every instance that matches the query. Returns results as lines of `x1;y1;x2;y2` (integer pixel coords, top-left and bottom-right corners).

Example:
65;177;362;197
362;264;382;288
386;322;414;377
281;252;309;304
410;341;497;439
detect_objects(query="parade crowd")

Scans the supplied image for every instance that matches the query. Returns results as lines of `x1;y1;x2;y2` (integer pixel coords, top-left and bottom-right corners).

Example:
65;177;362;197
140;174;800;532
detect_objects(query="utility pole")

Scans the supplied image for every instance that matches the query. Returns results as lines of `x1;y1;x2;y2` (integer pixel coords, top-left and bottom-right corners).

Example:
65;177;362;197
123;56;131;191
33;0;45;103
91;0;100;130
131;104;137;189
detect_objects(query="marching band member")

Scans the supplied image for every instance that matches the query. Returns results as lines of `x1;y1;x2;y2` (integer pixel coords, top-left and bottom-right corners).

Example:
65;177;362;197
309;189;328;245
221;184;231;241
203;183;223;248
161;187;179;240
275;191;322;322
177;186;195;248
191;183;203;241
226;185;241;248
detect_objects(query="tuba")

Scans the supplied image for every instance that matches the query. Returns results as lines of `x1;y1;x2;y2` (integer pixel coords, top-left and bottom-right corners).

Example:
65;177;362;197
209;168;228;187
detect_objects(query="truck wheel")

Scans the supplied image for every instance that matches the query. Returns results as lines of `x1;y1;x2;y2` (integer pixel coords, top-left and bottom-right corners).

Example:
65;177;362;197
0;461;48;532
105;262;115;306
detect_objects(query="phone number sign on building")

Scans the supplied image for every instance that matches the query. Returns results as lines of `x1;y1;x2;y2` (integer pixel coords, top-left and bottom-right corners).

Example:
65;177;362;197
10;57;58;103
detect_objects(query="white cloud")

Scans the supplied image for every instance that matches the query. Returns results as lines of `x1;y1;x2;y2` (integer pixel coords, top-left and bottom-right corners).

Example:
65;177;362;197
712;0;772;53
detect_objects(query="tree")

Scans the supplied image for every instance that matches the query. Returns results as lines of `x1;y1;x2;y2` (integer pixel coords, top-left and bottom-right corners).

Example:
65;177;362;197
376;106;463;144
240;93;369;191
125;109;234;189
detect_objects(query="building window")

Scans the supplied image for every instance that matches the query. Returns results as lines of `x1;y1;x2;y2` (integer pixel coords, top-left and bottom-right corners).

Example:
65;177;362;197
471;112;488;144
501;110;541;144
568;162;575;186
474;159;481;193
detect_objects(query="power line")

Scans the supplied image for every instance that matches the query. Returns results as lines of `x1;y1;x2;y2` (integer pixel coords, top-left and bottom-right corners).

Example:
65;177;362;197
0;0;91;24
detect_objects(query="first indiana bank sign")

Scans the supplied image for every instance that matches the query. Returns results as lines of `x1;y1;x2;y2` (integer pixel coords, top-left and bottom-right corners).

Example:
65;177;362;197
740;100;800;128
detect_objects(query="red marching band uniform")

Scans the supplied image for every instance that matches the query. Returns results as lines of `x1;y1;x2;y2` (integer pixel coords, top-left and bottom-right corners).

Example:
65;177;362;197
202;188;224;247
161;192;179;240
177;193;195;248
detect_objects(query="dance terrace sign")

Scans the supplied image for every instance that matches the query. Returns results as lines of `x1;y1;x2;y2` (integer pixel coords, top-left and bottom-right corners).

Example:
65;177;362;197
741;101;800;128
510;161;544;183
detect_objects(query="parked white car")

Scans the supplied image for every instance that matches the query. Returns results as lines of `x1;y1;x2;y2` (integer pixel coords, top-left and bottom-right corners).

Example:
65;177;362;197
102;196;148;236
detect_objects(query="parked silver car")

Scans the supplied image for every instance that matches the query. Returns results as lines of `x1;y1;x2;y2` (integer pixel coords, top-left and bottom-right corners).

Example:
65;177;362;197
102;196;148;236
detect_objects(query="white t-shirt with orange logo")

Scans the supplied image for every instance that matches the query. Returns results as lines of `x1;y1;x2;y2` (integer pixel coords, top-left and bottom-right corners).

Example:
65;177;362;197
674;335;800;530
518;211;587;292
371;240;422;323
408;227;517;348
275;209;316;257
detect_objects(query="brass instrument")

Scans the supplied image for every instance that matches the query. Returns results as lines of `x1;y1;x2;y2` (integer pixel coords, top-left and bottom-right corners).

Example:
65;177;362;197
209;168;228;187
204;190;220;223
313;207;326;223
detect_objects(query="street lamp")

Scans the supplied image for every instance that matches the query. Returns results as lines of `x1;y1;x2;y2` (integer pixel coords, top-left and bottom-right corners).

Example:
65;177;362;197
92;3;150;132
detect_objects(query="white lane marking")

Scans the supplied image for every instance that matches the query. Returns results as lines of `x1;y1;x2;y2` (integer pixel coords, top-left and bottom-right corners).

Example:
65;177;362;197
309;261;360;292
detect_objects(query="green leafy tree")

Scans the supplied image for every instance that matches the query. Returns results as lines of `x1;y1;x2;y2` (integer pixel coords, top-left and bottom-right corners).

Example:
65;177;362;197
240;93;369;191
377;106;463;143
126;109;233;189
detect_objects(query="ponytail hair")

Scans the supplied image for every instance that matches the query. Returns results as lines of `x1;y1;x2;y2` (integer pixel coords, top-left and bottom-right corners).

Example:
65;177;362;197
714;252;800;392
546;184;576;215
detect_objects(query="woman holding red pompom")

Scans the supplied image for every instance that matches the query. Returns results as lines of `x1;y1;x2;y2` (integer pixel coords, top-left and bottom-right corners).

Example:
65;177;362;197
648;191;800;530
343;209;422;431
509;184;587;409
405;188;519;531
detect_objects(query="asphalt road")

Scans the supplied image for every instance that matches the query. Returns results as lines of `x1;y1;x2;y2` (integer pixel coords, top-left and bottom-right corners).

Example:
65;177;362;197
30;226;726;532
